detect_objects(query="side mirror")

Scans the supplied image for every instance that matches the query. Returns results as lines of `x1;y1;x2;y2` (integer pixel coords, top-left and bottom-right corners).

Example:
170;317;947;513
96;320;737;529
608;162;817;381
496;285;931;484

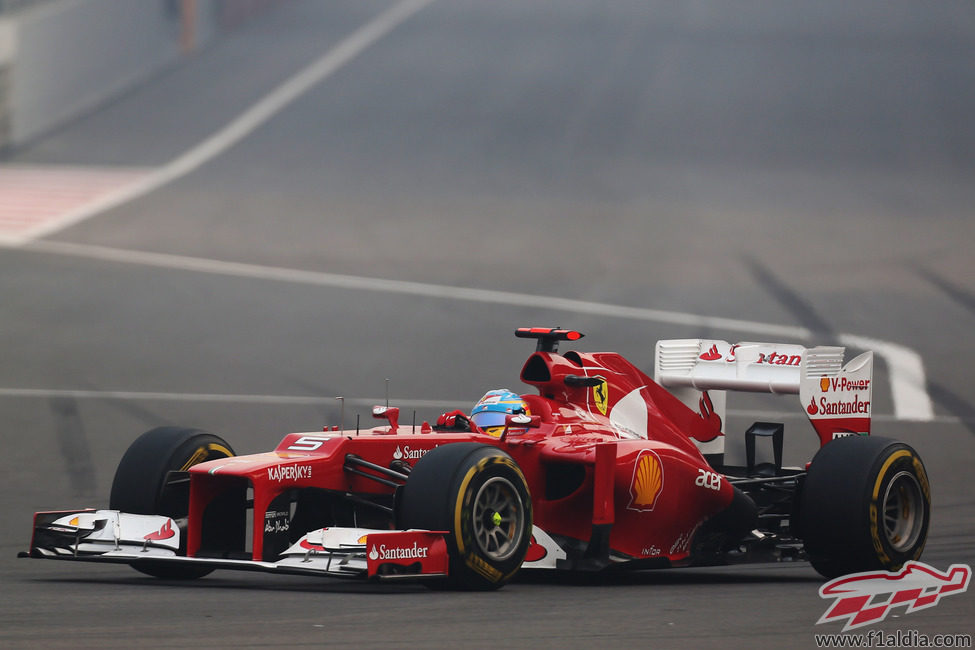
499;413;542;440
506;413;541;428
372;405;400;433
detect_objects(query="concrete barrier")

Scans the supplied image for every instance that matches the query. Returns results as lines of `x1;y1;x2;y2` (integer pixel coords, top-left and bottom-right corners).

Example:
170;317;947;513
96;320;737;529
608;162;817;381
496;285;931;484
0;15;14;147
0;0;286;151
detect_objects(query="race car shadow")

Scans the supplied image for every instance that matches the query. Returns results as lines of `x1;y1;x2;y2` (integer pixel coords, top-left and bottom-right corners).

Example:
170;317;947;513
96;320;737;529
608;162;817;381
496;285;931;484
27;562;821;593
30;573;430;595
29;567;820;597
514;564;824;587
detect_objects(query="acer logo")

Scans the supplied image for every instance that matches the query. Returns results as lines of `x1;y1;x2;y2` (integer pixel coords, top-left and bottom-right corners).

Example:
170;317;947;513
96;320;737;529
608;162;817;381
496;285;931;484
694;469;721;491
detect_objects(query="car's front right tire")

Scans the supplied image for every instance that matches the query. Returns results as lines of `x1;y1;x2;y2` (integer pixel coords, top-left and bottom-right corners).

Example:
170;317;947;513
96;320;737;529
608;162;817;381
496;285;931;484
110;426;235;579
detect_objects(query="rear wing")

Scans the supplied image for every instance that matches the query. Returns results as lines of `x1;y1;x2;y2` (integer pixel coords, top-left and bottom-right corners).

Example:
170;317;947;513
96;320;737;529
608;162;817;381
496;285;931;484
654;339;872;456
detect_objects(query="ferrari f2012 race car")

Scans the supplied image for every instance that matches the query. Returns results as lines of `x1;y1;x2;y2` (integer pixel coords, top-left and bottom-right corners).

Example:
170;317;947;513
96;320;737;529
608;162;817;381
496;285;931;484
22;328;931;589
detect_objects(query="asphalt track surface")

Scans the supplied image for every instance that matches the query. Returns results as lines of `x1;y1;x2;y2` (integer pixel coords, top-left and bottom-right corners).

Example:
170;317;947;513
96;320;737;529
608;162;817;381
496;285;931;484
1;1;974;647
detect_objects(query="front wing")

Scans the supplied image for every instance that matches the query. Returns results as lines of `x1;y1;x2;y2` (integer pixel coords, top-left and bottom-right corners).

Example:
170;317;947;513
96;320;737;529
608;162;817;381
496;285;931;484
22;509;451;581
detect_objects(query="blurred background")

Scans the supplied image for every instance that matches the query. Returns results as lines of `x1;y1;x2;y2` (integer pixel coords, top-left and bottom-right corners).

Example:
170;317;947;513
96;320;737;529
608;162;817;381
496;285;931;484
1;1;972;647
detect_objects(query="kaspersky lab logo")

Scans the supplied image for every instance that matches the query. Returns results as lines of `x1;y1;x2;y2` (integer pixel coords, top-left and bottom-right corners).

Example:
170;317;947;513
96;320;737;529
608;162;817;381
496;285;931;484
817;561;971;632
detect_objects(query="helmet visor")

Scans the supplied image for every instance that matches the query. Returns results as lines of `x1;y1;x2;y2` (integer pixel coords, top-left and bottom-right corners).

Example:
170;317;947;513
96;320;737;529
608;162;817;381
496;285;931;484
471;410;509;430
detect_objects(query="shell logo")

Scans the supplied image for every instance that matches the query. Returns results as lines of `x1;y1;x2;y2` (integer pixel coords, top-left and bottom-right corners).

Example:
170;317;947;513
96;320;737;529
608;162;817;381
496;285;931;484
820;377;831;392
627;450;664;512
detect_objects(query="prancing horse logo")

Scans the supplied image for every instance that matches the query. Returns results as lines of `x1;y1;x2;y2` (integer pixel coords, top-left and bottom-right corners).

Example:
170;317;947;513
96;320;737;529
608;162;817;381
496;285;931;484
592;377;608;415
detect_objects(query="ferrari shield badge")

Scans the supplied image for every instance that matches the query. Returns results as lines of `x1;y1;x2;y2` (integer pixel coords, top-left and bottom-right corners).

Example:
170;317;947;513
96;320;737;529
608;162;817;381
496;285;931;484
592;377;609;415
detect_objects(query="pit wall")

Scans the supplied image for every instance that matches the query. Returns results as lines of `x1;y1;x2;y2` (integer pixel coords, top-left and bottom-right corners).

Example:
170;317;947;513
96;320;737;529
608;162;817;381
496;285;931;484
0;0;285;150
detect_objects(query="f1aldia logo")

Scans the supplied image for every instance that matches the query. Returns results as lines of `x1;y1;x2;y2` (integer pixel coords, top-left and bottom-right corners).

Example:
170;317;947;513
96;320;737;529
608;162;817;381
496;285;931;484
817;561;971;631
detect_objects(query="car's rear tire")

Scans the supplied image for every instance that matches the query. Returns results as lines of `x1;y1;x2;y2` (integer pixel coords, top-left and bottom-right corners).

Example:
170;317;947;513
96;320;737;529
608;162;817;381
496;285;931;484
800;436;930;579
110;426;235;579
396;443;532;590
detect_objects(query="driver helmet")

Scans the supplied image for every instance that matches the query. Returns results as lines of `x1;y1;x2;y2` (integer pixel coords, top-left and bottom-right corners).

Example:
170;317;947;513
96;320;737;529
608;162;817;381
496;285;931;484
471;389;529;437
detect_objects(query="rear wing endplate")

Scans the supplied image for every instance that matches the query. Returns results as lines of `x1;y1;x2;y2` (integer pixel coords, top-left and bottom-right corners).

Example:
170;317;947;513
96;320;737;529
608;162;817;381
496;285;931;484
655;339;872;455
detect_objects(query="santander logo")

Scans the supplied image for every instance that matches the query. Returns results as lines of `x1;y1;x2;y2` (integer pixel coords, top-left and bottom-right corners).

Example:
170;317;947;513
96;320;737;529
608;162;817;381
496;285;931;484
698;343;741;362
369;542;429;561
700;344;722;361
807;397;819;416
143;519;176;541
692;391;723;443
392;445;437;461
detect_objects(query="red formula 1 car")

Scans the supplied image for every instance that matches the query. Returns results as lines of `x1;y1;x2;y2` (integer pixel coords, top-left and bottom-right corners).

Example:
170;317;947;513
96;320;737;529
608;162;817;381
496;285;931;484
23;328;931;589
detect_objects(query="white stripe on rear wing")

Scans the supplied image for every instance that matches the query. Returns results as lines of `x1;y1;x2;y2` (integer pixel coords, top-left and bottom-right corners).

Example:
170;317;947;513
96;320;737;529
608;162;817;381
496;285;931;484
655;339;873;457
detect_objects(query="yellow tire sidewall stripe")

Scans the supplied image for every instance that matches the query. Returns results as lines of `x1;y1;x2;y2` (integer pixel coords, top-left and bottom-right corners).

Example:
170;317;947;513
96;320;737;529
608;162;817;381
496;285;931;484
179;441;234;471
450;454;529;581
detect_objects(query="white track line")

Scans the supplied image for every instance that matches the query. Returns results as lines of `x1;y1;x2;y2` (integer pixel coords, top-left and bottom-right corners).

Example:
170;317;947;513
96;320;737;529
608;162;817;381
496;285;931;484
0;0;437;246
0;387;463;410
25;239;935;422
0;388;956;425
839;334;934;424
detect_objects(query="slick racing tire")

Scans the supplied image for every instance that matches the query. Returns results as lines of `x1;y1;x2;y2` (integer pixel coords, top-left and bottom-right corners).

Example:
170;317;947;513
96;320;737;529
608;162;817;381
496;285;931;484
799;436;930;579
396;443;532;590
110;426;235;579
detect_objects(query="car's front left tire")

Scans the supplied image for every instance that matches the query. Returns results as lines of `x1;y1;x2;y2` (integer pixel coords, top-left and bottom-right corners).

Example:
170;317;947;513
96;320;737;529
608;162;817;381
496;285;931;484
396;442;532;590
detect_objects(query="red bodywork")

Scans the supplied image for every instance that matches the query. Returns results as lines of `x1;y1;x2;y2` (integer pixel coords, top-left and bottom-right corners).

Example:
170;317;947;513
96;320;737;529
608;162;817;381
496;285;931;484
187;343;734;567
